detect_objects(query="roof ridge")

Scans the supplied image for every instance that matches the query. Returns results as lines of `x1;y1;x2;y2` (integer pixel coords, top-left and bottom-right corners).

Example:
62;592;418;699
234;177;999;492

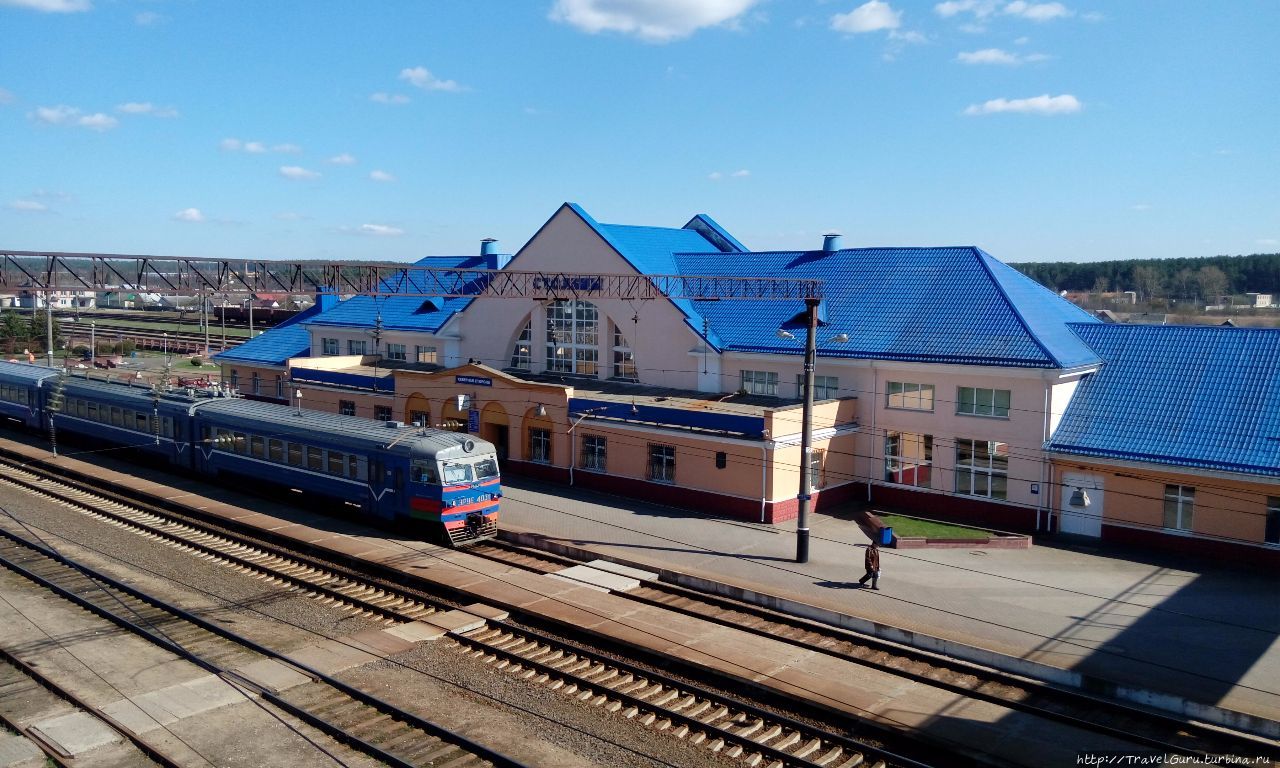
972;248;1061;367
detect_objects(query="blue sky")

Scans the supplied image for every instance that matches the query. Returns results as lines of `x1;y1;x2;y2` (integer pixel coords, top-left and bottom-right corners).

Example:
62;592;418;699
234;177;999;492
1;1;1275;264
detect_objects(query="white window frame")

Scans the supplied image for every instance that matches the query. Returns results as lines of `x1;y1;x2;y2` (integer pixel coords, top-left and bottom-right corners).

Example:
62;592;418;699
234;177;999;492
886;381;935;411
797;374;839;400
386;343;407;361
348;339;368;355
529;427;551;464
741;370;778;396
955;438;1008;499
648;444;676;483
957;387;1010;418
416;345;438;365
509;322;531;370
1163;485;1195;531
321;337;339;356
885;431;933;488
581;435;607;472
545;300;599;376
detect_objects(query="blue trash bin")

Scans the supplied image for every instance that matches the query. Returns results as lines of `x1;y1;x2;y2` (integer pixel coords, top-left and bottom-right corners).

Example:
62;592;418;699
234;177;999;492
880;526;894;546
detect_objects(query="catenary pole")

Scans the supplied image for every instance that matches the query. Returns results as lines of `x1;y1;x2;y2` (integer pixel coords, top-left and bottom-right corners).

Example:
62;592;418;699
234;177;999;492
795;297;820;563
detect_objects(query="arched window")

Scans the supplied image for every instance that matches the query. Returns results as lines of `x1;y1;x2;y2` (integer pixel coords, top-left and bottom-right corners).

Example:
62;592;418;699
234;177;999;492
545;300;598;376
509;320;532;370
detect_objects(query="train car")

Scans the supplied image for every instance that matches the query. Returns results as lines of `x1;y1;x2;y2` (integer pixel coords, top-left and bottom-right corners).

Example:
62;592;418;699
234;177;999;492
0;360;59;429
190;398;500;545
53;373;196;466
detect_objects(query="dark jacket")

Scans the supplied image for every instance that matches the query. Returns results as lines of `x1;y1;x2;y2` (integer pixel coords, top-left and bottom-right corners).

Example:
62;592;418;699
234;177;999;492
865;545;880;572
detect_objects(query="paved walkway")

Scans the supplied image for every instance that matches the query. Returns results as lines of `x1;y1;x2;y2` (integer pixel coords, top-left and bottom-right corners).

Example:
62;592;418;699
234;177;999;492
499;476;1280;728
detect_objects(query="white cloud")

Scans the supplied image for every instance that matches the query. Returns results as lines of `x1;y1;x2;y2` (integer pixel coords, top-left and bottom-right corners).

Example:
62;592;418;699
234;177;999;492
35;105;117;130
708;171;723;181
399;66;463;92
935;0;998;18
219;138;242;151
709;169;750;180
831;0;900;33
244;141;267;153
1130;203;1152;211
272;143;302;154
1003;1;1071;21
8;200;48;212
0;0;92;12
274;211;308;221
549;0;761;42
0;88;13;105
173;207;204;222
370;92;410;105
1257;238;1278;247
369;170;396;182
328;153;357;165
358;224;404;236
963;93;1080;115
731;169;750;177
77;112;117;131
957;47;1045;64
116;101;179;117
889;29;926;43
279;166;320;180
135;10;163;25
32;104;79;124
1014;35;1030;44
221;138;297;154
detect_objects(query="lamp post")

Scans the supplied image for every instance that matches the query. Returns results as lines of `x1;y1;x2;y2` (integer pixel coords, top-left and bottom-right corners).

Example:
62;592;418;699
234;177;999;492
90;322;95;368
162;332;169;363
795;298;821;563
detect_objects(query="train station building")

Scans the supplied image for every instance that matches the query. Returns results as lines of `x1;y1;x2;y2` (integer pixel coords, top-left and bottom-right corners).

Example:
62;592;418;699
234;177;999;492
214;202;1280;563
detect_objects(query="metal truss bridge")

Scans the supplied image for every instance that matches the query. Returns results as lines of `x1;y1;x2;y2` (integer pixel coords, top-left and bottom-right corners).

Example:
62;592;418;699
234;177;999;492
0;250;822;301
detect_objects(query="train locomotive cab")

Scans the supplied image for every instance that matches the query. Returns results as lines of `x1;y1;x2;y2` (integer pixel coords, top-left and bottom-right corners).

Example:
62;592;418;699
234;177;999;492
406;435;500;546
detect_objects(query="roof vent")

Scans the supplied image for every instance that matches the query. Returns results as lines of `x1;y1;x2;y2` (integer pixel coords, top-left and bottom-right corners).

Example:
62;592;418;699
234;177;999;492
480;238;498;256
822;233;843;253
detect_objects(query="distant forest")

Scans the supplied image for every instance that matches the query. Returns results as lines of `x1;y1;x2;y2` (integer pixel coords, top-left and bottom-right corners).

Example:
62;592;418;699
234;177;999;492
1011;253;1280;301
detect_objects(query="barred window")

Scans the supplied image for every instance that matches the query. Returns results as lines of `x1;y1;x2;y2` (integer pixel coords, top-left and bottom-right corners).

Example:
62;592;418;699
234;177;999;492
529;428;551;464
581;435;607;472
338;400;355;416
648;444;676;483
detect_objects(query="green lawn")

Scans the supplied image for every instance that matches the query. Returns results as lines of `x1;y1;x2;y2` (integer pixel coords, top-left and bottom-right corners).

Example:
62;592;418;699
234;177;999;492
877;514;994;539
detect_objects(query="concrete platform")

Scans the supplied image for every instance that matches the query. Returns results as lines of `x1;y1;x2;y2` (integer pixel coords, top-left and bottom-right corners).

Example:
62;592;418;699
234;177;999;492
3;434;1275;764
548;564;641;592
0;735;43;768
28;711;120;756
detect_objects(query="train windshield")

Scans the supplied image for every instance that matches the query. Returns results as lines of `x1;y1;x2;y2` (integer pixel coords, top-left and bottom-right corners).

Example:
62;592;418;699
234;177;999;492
473;457;499;480
441;462;473;484
410;460;439;484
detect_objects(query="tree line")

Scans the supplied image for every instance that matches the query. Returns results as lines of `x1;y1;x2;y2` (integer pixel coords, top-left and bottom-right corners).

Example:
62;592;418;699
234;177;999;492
1011;253;1280;302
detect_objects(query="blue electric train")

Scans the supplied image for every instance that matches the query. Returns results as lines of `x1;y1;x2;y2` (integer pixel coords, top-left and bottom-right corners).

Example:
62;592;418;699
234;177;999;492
0;360;500;546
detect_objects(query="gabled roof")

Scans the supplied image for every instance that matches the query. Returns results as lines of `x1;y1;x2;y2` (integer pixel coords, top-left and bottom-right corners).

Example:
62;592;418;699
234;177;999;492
212;295;331;366
673;246;1100;368
1047;324;1280;477
305;255;497;334
519;203;742;347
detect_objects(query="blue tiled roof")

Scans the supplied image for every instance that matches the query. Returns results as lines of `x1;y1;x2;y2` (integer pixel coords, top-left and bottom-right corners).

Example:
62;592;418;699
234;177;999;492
212;295;329;366
306;255;494;334
673;246;1101;368
1047;324;1280;477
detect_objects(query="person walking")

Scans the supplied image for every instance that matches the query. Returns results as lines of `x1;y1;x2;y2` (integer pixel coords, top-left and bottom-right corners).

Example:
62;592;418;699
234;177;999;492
858;540;880;590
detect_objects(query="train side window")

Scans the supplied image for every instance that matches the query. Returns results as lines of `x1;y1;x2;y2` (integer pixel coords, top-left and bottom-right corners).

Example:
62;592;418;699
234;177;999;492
87;402;97;420
348;455;360;479
18;388;27;405
232;432;247;453
110;407;123;427
370;459;382;483
327;451;344;475
268;439;284;462
166;419;176;439
77;400;86;418
135;413;149;432
250;435;265;458
215;428;231;449
307;447;323;471
411;460;438;484
288;443;302;466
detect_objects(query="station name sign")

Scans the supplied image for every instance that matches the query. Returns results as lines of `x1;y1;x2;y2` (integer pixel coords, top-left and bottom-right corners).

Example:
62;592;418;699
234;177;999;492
531;275;603;292
456;375;493;387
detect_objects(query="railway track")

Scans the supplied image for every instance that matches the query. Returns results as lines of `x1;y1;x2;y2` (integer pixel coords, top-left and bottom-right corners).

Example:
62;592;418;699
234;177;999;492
0;527;519;768
462;542;1277;764
0;448;942;768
